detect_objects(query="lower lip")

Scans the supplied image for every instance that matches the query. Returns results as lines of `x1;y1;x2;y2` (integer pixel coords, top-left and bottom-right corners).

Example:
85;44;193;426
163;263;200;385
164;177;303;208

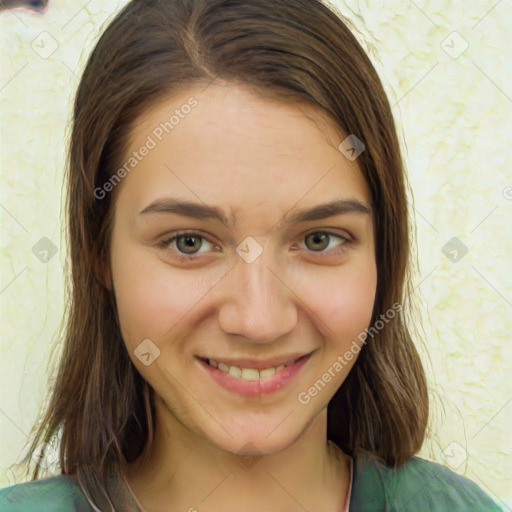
197;355;311;397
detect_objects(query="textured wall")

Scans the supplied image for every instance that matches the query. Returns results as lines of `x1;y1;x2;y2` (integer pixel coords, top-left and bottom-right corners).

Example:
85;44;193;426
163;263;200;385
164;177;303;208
1;0;510;509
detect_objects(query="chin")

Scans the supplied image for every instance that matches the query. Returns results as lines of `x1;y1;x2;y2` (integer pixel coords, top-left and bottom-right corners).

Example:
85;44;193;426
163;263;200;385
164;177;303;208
200;410;317;459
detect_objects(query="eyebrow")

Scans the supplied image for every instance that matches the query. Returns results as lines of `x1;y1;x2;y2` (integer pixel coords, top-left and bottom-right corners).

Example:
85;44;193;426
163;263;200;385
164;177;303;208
138;197;371;228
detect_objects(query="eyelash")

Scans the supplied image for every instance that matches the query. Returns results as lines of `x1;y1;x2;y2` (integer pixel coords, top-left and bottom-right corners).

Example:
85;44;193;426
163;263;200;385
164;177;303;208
156;230;353;262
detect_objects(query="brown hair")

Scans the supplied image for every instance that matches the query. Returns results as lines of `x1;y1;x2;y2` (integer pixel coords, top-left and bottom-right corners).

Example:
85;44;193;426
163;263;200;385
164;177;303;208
16;0;428;508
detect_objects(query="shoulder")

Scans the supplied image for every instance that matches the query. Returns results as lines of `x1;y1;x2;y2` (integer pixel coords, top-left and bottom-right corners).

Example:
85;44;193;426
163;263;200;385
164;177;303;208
351;454;503;511
0;474;93;512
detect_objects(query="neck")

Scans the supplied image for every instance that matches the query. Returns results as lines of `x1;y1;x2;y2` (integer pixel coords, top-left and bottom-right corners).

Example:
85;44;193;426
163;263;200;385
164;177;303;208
122;397;350;512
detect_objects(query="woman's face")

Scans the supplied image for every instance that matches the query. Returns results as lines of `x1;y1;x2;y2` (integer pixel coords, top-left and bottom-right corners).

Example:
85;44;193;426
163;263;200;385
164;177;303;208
108;84;377;455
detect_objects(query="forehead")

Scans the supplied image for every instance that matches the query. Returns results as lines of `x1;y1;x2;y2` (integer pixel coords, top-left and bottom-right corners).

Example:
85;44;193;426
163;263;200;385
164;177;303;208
115;84;370;226
129;84;347;161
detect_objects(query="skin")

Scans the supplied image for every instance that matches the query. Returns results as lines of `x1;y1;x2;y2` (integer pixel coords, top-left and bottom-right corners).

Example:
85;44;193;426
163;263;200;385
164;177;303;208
107;83;377;512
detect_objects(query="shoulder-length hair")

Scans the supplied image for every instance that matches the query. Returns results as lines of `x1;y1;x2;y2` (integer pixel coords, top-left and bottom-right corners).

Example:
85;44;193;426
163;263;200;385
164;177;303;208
17;0;428;508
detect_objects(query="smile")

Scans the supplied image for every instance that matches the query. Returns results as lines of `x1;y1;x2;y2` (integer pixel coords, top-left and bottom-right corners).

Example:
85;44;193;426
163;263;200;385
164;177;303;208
201;356;304;381
196;354;312;396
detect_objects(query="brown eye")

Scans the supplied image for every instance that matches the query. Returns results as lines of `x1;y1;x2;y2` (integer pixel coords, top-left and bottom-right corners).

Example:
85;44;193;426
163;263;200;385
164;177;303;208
157;231;218;261
176;235;203;255
301;231;351;255
305;233;330;252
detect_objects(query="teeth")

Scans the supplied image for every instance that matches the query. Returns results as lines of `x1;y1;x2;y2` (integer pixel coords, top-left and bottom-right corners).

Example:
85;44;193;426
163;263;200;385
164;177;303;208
241;368;260;381
259;367;275;379
207;358;294;381
228;366;241;378
218;362;229;373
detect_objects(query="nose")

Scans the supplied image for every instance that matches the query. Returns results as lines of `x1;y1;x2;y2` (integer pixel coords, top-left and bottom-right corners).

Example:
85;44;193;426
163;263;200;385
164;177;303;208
217;245;298;344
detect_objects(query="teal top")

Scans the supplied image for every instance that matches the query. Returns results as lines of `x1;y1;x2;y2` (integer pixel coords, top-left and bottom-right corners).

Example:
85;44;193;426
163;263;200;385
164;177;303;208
0;455;503;511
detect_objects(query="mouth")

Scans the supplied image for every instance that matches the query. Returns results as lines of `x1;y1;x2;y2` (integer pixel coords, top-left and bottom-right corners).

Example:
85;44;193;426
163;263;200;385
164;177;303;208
195;353;312;396
197;354;308;379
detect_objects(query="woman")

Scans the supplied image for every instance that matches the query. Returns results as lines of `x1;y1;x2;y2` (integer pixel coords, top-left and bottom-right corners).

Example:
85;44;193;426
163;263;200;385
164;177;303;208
0;0;502;510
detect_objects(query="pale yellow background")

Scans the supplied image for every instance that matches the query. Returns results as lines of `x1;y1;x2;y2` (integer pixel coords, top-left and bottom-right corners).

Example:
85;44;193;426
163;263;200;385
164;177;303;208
1;0;511;509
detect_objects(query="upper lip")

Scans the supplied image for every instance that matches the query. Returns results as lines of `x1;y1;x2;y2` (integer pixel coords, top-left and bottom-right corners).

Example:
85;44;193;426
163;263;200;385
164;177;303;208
196;352;311;370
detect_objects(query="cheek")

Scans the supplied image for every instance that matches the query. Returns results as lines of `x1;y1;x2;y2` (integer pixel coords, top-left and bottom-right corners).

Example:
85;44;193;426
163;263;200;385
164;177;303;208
300;261;377;342
110;237;193;343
